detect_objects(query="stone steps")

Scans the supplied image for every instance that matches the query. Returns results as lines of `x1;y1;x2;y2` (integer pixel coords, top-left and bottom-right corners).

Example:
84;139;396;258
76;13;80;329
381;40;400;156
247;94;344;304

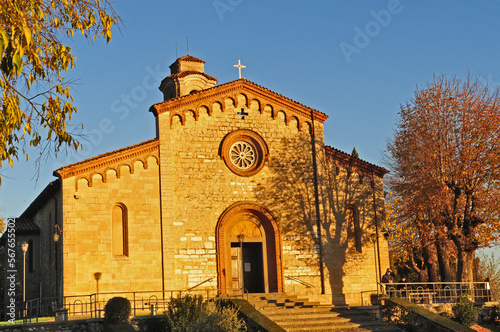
246;293;403;332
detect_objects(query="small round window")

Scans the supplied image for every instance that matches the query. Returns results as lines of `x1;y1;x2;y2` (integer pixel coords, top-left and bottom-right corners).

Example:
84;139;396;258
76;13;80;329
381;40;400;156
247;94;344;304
230;141;256;169
221;130;269;177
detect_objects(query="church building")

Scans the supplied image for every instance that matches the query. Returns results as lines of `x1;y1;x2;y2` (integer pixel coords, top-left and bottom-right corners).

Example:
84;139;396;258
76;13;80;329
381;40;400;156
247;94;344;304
2;55;389;310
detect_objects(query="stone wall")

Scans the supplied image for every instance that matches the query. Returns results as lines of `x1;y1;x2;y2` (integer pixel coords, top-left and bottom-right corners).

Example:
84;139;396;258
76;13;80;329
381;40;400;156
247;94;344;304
157;90;324;293
60;156;162;296
155;85;389;305
34;77;390;306
30;189;63;302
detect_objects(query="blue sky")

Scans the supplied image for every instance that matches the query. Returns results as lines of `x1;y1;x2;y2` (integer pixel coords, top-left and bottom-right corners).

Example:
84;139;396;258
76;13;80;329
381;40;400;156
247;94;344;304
1;1;499;252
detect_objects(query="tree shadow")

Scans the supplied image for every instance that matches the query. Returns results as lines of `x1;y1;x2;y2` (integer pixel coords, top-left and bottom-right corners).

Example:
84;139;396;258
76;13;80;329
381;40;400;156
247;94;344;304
255;133;387;305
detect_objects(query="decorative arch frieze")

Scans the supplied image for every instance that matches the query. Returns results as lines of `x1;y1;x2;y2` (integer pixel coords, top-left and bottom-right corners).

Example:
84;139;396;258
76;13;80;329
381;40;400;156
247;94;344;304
54;139;160;192
198;105;210;117
154;79;327;132
237;93;248;108
184;109;197;122
250;99;261;114
170;114;184;127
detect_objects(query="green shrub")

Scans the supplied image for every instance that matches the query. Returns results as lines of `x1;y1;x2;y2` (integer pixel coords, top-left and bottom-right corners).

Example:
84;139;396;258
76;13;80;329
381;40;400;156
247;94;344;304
452;293;478;327
191;305;246;332
139;317;168;332
165;293;209;331
104;297;132;324
163;294;246;332
482;304;500;325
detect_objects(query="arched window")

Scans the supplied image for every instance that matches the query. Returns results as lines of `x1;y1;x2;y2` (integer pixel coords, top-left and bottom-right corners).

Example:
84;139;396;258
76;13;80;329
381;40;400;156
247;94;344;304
112;204;128;256
28;239;34;271
346;206;362;253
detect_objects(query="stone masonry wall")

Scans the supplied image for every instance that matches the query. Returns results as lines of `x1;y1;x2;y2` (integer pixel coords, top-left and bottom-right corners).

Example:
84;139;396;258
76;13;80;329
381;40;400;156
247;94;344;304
60;157;162;296
157;90;331;293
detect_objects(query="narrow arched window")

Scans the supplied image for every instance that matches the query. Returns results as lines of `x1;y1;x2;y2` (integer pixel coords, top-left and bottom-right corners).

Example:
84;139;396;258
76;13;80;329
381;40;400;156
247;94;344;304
346;206;362;253
112;204;128;256
28;239;34;271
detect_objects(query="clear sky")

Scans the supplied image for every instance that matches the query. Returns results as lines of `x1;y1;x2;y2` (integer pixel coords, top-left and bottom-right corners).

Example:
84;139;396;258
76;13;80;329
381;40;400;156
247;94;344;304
1;1;499;252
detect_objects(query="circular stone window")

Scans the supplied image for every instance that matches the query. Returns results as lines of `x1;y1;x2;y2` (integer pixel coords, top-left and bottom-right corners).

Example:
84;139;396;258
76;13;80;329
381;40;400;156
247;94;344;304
230;141;256;169
221;130;269;177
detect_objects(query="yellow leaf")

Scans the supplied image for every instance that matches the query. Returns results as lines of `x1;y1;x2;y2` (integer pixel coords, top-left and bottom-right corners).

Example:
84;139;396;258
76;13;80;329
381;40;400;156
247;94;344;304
23;26;32;46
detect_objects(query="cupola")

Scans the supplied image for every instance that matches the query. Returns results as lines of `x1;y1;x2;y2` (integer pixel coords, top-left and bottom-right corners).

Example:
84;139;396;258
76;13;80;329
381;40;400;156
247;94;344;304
159;55;218;100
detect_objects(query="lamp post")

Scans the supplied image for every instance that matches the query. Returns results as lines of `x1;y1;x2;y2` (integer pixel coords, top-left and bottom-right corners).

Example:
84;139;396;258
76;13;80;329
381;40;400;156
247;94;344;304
94;272;102;299
21;242;29;316
237;234;245;293
370;234;379;294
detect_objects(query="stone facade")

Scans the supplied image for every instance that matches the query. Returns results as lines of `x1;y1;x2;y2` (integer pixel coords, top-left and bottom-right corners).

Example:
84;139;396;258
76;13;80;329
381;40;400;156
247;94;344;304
2;55;390;311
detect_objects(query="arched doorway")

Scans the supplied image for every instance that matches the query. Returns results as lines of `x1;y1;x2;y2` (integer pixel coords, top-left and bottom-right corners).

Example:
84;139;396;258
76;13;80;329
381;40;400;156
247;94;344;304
216;202;283;293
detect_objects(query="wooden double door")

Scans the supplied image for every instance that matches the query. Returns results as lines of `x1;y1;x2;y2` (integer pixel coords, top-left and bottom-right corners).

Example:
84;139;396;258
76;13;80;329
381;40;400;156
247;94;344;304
231;242;265;293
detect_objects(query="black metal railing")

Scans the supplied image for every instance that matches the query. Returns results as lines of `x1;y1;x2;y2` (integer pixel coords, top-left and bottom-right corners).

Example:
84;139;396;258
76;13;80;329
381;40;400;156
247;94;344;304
21;287;249;322
285;276;315;289
186;276;216;291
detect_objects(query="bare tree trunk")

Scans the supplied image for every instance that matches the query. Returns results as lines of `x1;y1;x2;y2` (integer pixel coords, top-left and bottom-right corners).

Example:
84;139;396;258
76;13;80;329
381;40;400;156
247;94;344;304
436;238;452;282
462;251;475;282
424;243;439;282
453;236;475;282
418;266;429;282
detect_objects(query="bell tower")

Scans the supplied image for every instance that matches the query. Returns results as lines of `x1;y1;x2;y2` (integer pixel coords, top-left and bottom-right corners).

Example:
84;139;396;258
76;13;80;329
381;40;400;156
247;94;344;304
159;55;218;100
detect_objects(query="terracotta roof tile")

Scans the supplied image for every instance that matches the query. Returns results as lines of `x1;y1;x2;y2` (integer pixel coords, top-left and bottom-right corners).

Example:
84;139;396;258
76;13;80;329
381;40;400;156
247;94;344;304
151;78;328;122
175;55;206;63
166;71;217;82
15;218;40;233
0;218;40;244
2;218;40;234
20;180;60;219
55;138;158;174
325;145;388;178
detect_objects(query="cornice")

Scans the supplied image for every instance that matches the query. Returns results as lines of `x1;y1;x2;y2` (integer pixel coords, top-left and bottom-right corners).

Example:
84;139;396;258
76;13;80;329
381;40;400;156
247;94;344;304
325;145;389;180
165;71;218;82
150;79;329;124
54;139;160;190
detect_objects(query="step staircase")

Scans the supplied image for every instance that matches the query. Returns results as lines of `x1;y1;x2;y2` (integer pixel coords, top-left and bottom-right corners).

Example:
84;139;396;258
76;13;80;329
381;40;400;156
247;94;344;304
246;293;402;332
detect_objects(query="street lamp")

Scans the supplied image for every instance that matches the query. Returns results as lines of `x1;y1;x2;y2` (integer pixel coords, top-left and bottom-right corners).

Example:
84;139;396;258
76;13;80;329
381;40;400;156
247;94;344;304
94;272;102;300
93;272;102;314
21;242;29;316
237;234;245;293
54;225;63;242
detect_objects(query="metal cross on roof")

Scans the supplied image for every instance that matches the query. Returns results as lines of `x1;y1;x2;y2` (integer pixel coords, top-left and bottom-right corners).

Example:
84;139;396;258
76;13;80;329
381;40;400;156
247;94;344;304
233;59;246;79
237;108;249;120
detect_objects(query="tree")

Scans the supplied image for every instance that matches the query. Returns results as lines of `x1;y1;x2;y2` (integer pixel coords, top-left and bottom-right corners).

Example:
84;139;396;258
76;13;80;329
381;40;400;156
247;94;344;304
386;192;456;282
476;252;500;301
387;74;500;282
0;0;119;182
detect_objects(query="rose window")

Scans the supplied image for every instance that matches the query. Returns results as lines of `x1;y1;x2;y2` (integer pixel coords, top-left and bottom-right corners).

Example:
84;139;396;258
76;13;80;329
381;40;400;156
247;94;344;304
220;129;269;177
230;141;256;169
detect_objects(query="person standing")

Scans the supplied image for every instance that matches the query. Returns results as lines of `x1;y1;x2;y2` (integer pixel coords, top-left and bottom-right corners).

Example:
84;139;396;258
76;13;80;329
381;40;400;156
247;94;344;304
381;268;396;296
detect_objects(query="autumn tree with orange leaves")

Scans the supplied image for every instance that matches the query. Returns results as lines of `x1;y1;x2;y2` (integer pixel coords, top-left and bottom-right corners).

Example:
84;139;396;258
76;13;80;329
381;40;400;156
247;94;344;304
387;74;500;282
386;191;455;282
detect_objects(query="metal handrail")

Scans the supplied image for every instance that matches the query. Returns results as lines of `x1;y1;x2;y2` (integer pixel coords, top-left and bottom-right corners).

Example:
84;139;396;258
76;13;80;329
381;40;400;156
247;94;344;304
285;275;315;289
186;276;216;291
378;281;494;304
21;288;250;321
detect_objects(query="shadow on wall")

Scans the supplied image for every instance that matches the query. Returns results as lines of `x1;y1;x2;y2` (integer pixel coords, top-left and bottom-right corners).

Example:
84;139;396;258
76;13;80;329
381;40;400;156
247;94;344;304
255;134;384;305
